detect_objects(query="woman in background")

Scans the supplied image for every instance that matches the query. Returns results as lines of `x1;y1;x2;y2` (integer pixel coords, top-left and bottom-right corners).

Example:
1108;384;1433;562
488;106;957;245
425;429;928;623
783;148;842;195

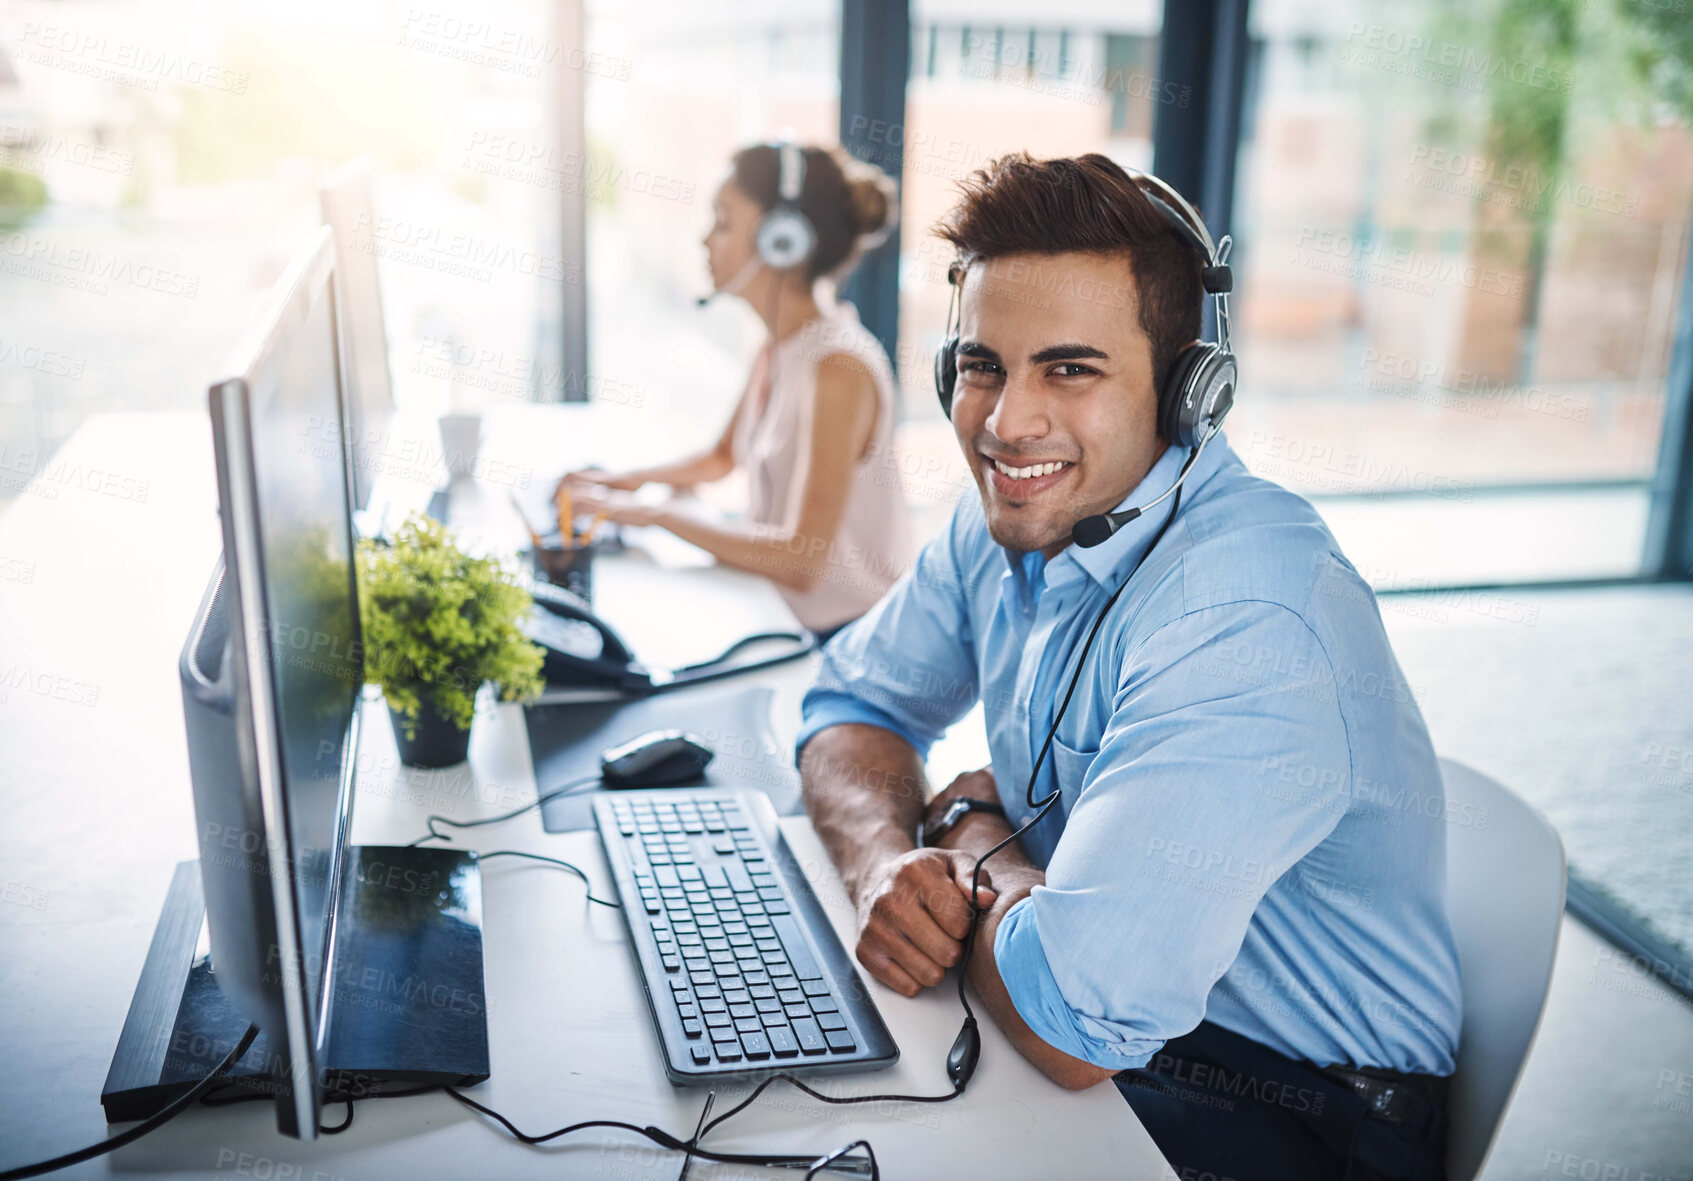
556;142;914;642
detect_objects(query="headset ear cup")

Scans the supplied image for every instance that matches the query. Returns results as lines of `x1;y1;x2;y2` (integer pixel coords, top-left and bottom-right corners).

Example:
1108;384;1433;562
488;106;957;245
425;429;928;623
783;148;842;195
1159;345;1206;448
757;209;816;271
934;335;959;418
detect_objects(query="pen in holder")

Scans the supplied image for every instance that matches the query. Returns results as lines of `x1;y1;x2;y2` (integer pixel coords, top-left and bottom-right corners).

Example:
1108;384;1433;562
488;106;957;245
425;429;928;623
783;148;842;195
531;530;606;602
512;490;609;601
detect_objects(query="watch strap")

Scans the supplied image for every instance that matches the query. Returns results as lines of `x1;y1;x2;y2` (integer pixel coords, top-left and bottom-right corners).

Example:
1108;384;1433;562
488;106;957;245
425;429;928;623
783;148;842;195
920;797;1007;847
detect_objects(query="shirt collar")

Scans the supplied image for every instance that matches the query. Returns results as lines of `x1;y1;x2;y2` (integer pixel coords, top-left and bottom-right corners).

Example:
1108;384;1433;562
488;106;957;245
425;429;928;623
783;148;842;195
1014;432;1230;590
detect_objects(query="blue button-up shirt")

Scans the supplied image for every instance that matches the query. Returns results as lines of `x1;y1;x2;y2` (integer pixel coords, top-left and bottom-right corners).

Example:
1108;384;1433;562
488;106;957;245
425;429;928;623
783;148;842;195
796;435;1462;1075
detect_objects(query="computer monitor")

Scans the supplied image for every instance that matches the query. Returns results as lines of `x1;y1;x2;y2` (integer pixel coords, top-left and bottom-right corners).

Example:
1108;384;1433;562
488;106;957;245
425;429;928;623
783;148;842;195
190;226;364;1136
103;228;487;1138
319;156;394;513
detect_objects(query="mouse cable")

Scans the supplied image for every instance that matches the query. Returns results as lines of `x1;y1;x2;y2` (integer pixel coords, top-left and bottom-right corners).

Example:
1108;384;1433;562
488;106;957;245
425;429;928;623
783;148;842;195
476;849;622;908
0;1025;259;1181
408;773;603;847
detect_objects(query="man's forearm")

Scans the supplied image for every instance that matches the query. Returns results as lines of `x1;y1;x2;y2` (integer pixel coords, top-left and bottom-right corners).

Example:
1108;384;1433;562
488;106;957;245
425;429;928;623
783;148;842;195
798;723;929;903
937;814;1118;1091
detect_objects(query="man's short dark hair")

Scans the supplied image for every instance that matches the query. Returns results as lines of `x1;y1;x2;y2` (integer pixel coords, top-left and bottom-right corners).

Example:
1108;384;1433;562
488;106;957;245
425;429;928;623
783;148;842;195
934;152;1205;393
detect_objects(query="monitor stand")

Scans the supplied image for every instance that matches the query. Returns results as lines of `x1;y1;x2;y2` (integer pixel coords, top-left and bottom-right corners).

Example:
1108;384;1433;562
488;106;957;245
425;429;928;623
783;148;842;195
102;846;490;1123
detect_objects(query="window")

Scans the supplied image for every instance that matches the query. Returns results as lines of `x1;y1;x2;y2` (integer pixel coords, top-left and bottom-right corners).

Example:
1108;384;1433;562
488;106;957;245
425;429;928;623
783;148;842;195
1228;0;1693;586
0;0;570;500
581;0;840;482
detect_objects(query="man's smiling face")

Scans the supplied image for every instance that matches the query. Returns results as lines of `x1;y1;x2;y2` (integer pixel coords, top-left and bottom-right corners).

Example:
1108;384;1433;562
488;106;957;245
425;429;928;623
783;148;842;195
950;251;1167;557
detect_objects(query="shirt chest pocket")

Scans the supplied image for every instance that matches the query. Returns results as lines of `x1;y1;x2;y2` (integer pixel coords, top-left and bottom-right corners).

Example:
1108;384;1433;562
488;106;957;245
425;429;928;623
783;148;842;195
1049;734;1100;796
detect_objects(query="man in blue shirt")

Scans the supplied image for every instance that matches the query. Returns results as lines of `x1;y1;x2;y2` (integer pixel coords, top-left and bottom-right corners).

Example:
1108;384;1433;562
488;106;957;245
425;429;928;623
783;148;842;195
796;153;1461;1180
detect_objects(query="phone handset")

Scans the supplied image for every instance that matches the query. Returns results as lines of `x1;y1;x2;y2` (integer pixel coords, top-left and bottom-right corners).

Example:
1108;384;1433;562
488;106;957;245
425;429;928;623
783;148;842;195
524;579;656;693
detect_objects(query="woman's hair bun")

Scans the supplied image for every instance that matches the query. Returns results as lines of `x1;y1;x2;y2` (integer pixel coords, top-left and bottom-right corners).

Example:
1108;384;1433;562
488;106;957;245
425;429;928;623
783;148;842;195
838;153;899;241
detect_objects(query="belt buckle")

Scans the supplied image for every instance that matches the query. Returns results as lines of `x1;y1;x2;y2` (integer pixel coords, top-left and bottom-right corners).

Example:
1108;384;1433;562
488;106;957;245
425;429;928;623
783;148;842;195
1337;1070;1413;1124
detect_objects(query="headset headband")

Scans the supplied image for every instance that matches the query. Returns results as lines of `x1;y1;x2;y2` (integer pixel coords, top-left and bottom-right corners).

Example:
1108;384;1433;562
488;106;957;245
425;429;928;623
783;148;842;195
777;140;804;204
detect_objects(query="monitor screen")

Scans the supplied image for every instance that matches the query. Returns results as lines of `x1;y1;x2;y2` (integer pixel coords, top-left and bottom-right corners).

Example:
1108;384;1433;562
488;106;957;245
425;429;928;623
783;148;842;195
320;157;394;511
198;226;363;1136
246;252;362;1030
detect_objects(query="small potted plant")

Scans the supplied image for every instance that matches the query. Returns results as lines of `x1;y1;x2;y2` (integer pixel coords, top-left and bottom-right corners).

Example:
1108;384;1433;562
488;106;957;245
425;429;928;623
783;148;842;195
357;514;545;768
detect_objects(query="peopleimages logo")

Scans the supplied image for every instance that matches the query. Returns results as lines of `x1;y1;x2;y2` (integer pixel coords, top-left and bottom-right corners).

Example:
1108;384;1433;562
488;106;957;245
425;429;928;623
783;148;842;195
349;213;577;284
18;24;251;93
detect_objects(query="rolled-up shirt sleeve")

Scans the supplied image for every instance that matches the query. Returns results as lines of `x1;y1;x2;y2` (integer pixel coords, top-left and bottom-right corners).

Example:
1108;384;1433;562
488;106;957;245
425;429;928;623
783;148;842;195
993;600;1353;1070
796;502;981;763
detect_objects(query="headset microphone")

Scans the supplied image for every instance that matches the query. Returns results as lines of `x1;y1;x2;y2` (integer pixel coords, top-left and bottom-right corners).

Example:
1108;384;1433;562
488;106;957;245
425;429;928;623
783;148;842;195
1071;415;1224;547
696;255;763;306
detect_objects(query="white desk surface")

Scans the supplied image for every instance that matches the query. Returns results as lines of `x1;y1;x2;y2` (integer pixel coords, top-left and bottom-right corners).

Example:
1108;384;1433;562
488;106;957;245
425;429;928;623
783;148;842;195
0;409;1170;1178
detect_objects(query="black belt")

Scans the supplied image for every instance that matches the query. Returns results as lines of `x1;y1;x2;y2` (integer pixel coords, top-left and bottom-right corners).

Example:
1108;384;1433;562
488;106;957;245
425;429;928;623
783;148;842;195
1318;1064;1450;1124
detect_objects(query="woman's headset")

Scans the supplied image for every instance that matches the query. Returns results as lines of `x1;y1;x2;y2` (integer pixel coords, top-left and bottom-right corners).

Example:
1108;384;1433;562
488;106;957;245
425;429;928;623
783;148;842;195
932;166;1237;451
755;140;817;271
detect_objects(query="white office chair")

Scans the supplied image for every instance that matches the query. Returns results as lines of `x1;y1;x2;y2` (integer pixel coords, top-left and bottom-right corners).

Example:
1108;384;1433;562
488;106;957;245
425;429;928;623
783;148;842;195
1438;757;1566;1181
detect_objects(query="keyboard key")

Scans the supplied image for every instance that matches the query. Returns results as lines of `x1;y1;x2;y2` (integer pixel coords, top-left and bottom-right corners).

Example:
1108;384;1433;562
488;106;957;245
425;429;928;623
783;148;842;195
784;1003;810;1019
724;863;754;891
741;1032;772;1060
778;989;804;1004
816;1012;847;1031
705;1011;732;1027
769;1027;800;1057
755;997;783;1013
801;979;831;996
690;1045;711;1065
677;1004;698;1020
662;956;680;972
808;995;838;1013
825;1031;857;1053
729;1003;757;1020
653;866;679;888
723;989;751;1005
764;900;791;915
682;1019;703;1038
713;1041;743;1063
793;1018;827;1054
699;997;726;1012
769;918;823;980
762;1010;790;1027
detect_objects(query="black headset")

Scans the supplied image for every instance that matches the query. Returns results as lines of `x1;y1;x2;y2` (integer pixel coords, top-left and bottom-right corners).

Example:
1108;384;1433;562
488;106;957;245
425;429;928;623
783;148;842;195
932;166;1237;453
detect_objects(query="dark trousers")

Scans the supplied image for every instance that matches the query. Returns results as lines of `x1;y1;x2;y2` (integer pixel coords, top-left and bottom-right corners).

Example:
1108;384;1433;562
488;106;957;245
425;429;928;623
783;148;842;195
1115;1022;1448;1181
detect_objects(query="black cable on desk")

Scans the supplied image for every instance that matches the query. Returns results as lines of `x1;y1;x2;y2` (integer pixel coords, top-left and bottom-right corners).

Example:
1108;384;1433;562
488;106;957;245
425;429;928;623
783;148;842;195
408;774;601;847
0;1025;258;1181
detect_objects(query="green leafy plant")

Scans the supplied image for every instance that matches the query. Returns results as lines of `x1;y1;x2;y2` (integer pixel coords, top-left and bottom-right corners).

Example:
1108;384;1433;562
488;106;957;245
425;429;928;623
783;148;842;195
356;514;544;738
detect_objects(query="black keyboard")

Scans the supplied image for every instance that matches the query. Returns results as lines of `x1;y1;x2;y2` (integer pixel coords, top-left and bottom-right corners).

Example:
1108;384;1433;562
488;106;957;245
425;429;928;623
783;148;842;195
593;788;899;1083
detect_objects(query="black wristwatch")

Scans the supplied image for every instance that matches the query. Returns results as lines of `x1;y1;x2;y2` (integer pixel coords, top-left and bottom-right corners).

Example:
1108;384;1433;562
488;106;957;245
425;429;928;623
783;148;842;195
920;797;1007;848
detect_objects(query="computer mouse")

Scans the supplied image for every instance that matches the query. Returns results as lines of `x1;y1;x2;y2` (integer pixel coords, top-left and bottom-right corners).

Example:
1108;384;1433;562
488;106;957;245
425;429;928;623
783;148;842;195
599;730;715;789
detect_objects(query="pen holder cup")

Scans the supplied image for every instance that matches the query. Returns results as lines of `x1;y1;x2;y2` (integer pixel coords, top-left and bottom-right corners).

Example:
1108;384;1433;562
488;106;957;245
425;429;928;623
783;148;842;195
532;533;603;602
